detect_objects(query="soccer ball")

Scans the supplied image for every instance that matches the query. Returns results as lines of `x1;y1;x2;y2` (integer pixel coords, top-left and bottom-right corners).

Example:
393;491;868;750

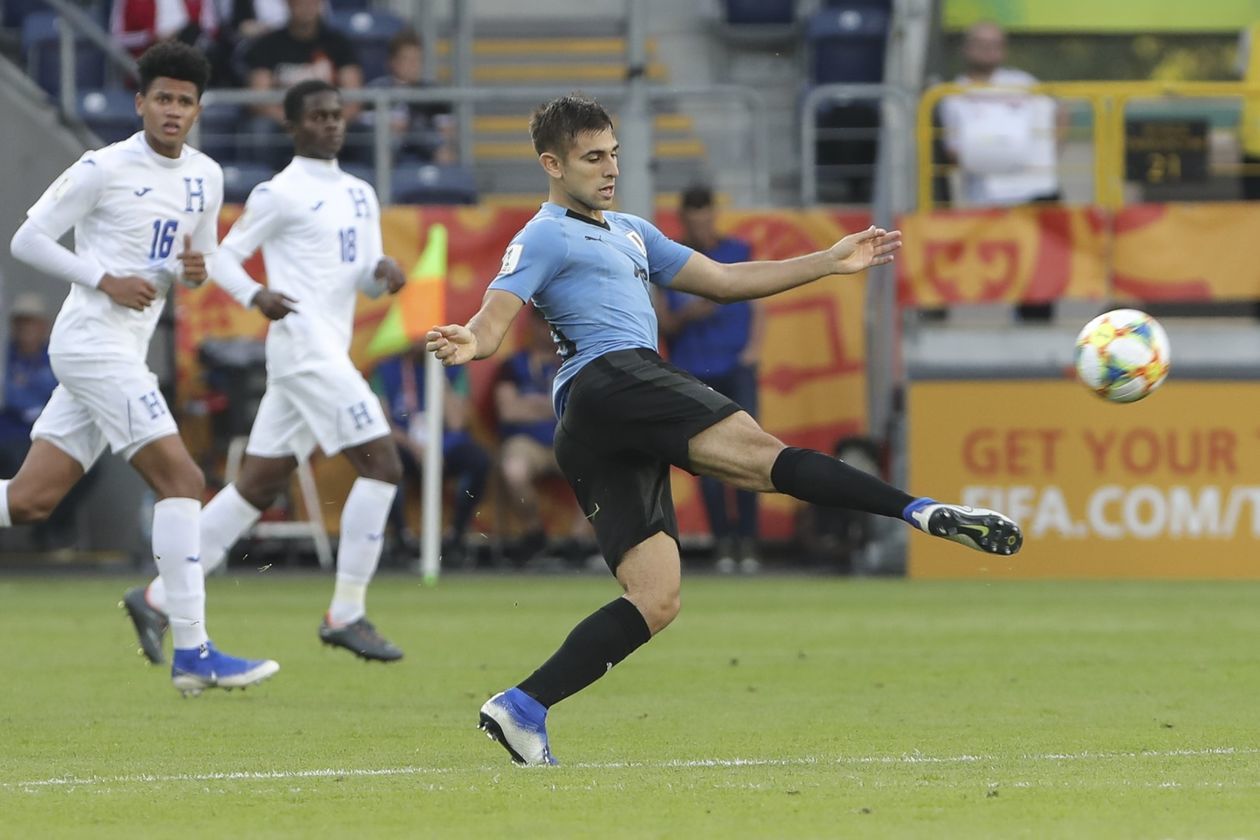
1074;309;1170;403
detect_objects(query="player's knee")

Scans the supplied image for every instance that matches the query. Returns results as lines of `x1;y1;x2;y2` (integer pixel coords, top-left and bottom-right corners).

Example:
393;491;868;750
155;463;204;501
368;448;404;485
9;488;58;523
637;589;681;634
502;457;531;489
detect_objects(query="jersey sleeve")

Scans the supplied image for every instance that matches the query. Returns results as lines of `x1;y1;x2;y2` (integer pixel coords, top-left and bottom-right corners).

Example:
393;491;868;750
219;183;284;260
355;185;387;297
189;162;224;258
487;222;567;303
209;182;282;307
632;217;694;287
24;154;106;240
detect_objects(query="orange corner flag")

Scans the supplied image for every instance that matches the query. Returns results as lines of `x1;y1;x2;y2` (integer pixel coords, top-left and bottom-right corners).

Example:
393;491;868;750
366;223;447;360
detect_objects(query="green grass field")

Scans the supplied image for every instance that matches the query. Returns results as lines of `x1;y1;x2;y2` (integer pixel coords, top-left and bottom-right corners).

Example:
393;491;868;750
3;573;1260;838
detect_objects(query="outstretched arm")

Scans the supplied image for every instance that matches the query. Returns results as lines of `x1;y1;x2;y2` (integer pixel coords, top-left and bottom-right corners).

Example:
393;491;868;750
426;289;525;366
668;225;901;304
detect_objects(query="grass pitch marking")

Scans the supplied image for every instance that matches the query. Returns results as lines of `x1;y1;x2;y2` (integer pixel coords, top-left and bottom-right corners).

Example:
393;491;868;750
8;746;1259;791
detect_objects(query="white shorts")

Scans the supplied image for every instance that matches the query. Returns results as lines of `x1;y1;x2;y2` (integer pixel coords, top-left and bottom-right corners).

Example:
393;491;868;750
32;355;179;469
245;362;389;460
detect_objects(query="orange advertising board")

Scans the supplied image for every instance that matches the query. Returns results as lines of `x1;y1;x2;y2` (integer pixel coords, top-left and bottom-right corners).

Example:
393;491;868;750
908;380;1260;578
896;202;1260;305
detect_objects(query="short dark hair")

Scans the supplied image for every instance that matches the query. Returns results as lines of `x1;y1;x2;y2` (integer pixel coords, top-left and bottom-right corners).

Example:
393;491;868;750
136;41;211;97
388;28;422;59
283;79;339;122
529;93;614;157
680;184;714;211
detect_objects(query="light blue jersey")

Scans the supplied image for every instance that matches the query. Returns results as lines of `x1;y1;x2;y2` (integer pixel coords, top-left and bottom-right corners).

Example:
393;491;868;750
489;202;694;415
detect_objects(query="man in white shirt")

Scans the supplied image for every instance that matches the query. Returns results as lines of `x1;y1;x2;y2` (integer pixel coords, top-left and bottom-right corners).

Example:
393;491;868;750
4;42;278;695
938;21;1062;207
127;80;410;662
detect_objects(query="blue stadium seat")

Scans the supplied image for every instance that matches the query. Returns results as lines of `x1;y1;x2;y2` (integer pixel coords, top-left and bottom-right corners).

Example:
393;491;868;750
341;161;375;185
328;0;372;10
723;0;795;25
326;9;406;82
221;162;275;203
21;10;106;96
3;0;47;29
77;89;139;144
391;164;477;205
806;5;889;84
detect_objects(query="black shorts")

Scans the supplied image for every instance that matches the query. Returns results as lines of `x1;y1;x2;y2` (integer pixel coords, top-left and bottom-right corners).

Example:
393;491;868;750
554;348;742;571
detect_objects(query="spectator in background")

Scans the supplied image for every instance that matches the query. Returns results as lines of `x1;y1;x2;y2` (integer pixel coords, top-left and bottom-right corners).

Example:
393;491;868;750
374;344;489;566
938;21;1062;208
494;308;591;566
242;0;361;163
206;0;291;86
351;29;456;165
654;184;763;574
111;0;219;59
0;294;86;551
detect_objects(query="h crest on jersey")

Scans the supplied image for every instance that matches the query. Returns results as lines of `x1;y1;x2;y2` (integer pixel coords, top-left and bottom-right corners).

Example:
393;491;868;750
183;177;205;213
348;187;370;219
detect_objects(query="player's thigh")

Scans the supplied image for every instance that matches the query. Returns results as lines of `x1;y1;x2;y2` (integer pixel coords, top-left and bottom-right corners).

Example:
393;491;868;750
687;410;785;493
5;438;87;521
244;385;317;462
280;365;391;459
555;422;679;574
130;434;204;500
29;383;107;475
49;356;178;464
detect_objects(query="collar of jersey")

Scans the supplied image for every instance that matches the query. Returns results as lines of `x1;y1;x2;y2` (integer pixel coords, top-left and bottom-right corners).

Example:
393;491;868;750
291;155;344;180
132;132;190;169
541;201;611;231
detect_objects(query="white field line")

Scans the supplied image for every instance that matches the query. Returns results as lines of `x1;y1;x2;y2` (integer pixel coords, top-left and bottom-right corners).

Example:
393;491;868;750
6;746;1259;791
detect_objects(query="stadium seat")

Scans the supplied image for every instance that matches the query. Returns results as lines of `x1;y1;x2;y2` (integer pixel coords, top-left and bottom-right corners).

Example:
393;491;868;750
806;4;889;84
326;9;406;82
21;10;106;96
722;0;795;25
391;163;477;205
328;0;372;10
77;88;139;144
221;162;275;203
3;0;46;29
341;161;375;184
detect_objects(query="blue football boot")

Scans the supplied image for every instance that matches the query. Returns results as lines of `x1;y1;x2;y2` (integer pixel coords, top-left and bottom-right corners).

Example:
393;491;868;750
478;688;558;766
171;641;280;697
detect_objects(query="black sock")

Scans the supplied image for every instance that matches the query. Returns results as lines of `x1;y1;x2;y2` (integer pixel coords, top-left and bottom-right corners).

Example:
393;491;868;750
770;446;916;518
518;597;652;708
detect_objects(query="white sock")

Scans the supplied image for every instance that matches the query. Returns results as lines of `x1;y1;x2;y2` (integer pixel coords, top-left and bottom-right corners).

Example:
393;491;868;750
0;480;10;528
329;477;396;626
147;483;261;613
152;497;208;650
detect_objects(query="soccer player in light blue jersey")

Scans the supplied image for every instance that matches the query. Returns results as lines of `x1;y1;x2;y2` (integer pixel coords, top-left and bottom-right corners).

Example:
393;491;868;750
426;94;1023;766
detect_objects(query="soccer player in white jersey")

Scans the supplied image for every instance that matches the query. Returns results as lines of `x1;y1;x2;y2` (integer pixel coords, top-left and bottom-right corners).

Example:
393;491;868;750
125;79;410;662
4;42;278;695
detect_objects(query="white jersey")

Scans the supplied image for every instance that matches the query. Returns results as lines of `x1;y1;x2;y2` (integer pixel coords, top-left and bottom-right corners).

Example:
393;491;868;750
938;67;1059;206
218;156;384;378
24;132;224;359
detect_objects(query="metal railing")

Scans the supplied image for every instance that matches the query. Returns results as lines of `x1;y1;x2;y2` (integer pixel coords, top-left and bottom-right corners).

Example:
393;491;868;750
195;84;771;205
42;0;136;115
918;80;1260;211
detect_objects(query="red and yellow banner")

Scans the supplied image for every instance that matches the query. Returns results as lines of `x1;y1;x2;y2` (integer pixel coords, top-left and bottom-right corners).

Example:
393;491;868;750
909;380;1260;579
897;202;1260;305
176;205;875;539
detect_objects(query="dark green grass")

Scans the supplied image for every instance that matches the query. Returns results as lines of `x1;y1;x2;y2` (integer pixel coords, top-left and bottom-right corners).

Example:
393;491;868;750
2;574;1259;838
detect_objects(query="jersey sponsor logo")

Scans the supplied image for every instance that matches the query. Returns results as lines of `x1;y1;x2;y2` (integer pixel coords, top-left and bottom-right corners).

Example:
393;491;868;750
310;200;324;212
625;231;647;257
584;235;602;242
133;187;153;197
183;177;205;213
499;243;523;276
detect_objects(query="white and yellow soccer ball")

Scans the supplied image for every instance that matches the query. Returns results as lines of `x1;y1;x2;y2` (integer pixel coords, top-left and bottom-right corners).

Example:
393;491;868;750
1074;308;1171;403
